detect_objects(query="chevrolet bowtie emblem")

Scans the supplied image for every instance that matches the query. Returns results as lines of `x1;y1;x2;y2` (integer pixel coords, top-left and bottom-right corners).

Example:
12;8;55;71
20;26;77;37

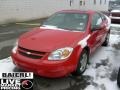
26;52;31;55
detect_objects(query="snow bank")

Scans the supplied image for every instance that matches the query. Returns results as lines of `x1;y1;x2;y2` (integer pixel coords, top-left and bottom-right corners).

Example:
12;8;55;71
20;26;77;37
0;57;15;72
109;34;120;45
84;34;120;90
111;24;120;28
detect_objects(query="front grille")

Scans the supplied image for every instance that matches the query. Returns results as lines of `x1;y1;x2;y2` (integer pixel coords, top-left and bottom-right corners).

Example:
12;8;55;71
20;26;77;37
18;50;42;59
18;46;46;59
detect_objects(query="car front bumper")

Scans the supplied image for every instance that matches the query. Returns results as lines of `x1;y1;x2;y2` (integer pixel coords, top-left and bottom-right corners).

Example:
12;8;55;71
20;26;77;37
11;53;76;78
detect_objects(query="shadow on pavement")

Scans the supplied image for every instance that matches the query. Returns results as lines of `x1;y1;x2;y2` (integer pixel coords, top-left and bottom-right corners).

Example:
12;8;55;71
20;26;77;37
0;45;13;59
13;67;92;90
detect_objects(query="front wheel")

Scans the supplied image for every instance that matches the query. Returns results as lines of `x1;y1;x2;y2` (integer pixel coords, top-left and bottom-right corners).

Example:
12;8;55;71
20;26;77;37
102;31;110;46
72;50;89;76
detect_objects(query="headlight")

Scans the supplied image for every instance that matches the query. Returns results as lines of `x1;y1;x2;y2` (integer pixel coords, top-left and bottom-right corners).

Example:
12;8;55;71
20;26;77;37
12;41;18;54
48;47;73;60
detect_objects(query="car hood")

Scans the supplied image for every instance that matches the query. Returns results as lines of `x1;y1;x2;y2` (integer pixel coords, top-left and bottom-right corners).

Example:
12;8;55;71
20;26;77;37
19;27;84;52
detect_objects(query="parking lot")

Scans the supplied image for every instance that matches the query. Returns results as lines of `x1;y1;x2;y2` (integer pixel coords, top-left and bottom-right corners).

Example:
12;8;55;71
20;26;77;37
0;21;120;90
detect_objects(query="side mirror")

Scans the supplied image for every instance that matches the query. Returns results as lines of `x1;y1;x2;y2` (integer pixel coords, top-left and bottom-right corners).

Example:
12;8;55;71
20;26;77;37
91;25;105;31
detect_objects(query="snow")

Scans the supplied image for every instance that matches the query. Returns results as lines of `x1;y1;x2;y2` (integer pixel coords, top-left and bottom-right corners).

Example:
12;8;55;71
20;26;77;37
0;57;15;72
78;34;91;48
84;33;120;90
85;85;97;90
40;25;67;31
0;24;120;90
111;24;120;28
40;25;83;32
109;34;120;45
85;79;119;90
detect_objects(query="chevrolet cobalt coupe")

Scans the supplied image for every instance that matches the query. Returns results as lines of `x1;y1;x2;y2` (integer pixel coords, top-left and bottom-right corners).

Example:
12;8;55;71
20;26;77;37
11;10;110;78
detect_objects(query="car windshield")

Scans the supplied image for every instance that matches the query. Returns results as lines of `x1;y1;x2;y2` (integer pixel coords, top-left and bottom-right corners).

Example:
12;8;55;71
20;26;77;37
42;12;88;31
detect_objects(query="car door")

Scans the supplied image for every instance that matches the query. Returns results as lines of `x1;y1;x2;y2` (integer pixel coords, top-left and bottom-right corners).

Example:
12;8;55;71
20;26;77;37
99;13;109;43
89;13;104;52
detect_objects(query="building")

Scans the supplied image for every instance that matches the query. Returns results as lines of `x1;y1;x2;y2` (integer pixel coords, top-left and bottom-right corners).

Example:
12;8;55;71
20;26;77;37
0;0;109;24
76;0;109;11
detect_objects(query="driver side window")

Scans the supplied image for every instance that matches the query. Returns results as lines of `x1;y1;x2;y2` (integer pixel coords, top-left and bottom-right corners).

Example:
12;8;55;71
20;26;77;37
91;13;102;29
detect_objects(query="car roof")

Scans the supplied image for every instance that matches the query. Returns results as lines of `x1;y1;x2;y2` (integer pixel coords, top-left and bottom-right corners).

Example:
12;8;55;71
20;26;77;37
58;10;96;14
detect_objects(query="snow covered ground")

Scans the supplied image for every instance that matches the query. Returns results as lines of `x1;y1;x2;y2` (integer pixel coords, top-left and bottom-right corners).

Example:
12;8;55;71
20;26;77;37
84;34;120;90
0;57;15;72
0;24;120;90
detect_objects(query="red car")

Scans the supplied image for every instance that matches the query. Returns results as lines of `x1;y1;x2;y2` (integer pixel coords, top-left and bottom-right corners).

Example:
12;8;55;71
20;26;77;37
11;10;110;78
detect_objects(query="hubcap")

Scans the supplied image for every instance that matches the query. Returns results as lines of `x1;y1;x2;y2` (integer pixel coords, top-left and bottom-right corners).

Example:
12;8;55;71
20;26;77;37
80;53;88;72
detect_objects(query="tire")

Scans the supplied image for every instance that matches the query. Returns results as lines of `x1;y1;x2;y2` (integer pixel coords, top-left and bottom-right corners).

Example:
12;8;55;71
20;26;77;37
102;31;110;46
72;49;89;76
117;68;120;88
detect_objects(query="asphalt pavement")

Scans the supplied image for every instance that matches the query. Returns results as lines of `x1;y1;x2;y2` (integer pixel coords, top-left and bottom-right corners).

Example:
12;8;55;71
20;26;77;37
0;21;42;59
